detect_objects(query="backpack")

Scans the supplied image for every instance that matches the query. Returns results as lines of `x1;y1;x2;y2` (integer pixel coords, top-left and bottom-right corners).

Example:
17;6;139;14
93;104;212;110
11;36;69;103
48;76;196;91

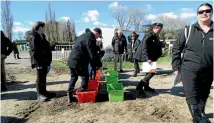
181;24;192;59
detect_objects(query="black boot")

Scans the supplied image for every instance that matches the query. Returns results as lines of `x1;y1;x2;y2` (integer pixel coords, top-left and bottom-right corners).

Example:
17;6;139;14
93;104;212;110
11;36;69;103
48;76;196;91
67;91;76;103
188;104;208;123
136;80;147;98
133;70;137;77
144;81;155;92
200;100;211;123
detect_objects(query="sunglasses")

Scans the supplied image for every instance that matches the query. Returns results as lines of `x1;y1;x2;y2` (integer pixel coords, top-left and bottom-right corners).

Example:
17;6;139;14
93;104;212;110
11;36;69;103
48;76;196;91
197;9;212;14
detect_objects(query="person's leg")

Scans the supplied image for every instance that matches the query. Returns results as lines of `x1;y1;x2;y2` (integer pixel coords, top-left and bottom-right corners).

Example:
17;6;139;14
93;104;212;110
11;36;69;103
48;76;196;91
133;59;139;77
67;67;78;103
36;67;49;102
67;68;78;92
79;68;89;91
119;54;124;72
198;73;213;123
17;53;21;59
143;73;156;92
1;57;7;91
14;52;17;59
181;70;205;123
114;54;118;71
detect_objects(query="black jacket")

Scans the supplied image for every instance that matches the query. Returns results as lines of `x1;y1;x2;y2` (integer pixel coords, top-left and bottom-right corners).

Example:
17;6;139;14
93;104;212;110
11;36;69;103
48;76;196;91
1;31;13;56
112;33;128;54
172;22;213;73
128;34;141;52
29;30;52;68
67;31;97;70
134;32;162;62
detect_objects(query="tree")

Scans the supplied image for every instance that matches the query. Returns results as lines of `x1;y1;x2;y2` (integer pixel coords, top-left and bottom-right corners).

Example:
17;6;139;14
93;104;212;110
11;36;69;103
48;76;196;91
154;16;189;39
24;30;31;41
1;0;13;40
112;6;127;29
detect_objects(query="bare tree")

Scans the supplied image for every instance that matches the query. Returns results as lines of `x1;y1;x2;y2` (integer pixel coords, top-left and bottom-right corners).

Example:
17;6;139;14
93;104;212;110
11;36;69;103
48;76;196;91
1;0;13;40
127;8;146;31
154;16;189;39
112;6;127;29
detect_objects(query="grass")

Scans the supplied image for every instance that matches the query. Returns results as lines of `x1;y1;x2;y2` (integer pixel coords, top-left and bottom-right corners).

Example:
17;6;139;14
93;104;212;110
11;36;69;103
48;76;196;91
51;55;172;72
157;55;172;64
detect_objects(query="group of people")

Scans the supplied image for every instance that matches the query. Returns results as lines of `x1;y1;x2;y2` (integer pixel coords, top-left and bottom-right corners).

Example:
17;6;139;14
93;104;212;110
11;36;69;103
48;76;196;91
1;3;213;123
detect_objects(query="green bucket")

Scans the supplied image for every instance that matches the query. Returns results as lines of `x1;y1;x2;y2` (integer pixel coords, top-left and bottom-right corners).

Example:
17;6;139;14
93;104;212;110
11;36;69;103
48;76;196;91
107;83;124;102
107;71;119;78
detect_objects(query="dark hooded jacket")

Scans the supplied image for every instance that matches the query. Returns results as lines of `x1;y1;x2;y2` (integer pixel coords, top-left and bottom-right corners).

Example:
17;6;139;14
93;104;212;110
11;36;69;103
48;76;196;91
29;30;52;69
134;31;162;62
1;31;13;56
67;30;97;70
112;33;128;54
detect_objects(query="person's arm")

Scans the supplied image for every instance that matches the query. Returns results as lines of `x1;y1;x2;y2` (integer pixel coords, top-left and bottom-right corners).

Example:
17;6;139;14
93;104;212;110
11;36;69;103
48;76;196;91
86;39;97;68
5;37;13;56
29;36;43;67
124;36;128;53
171;29;186;71
112;36;116;52
46;41;52;66
141;34;151;62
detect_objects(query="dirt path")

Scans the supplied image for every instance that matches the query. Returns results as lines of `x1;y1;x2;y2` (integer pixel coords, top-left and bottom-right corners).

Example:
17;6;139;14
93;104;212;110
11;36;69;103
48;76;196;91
1;54;213;123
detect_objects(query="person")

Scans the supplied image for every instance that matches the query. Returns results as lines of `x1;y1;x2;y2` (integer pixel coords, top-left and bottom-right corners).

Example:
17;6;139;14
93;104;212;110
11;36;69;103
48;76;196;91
134;23;163;98
12;42;21;59
172;3;213;123
67;28;102;103
128;31;141;77
112;29;128;73
1;31;13;92
29;21;56;102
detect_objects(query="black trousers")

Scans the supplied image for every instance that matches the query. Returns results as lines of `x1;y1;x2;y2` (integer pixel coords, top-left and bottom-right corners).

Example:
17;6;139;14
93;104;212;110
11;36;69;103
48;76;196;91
68;67;89;92
36;66;48;95
133;59;140;71
181;69;213;104
143;73;155;82
1;57;6;88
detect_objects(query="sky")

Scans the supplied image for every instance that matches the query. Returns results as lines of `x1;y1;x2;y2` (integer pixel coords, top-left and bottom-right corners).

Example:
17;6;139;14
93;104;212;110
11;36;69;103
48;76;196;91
1;0;213;47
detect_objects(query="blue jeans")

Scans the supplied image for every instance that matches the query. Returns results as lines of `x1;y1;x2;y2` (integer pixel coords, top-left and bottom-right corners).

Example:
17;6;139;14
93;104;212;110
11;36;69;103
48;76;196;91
67;67;89;92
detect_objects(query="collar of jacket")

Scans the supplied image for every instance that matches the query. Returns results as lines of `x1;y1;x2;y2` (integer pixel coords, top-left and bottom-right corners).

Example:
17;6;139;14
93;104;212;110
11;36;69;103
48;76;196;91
194;21;213;31
89;31;96;40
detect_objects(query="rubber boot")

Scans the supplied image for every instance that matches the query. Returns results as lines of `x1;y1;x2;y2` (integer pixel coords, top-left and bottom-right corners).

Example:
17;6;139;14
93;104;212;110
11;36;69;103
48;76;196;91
200;99;211;123
136;80;147;98
133;70;137;77
144;81;155;92
188;104;207;123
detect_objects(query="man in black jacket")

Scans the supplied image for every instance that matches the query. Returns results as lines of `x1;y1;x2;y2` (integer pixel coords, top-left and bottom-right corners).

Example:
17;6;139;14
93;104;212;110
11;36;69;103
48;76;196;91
1;31;13;92
67;28;102;103
29;21;55;102
134;23;163;98
12;42;21;59
112;29;128;72
128;31;141;77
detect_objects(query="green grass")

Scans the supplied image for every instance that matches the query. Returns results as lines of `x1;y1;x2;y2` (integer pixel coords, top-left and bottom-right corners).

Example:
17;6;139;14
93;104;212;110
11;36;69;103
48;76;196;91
51;55;172;72
157;55;172;64
51;60;67;68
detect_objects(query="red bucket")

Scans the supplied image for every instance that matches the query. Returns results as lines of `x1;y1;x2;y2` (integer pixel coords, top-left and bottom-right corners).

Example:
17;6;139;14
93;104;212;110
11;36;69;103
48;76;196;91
76;89;97;103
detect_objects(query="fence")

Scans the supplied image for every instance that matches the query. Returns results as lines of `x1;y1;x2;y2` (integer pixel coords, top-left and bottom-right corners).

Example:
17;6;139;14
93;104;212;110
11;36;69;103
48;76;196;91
53;45;73;60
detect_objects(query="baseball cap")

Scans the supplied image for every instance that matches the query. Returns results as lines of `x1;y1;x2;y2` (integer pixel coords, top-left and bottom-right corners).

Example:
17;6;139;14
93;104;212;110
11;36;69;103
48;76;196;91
153;23;163;28
93;28;103;38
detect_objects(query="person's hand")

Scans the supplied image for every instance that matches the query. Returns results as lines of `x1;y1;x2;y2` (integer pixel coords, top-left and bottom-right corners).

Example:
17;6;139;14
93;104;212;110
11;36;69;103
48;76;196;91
173;70;178;75
147;60;152;65
47;66;51;73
